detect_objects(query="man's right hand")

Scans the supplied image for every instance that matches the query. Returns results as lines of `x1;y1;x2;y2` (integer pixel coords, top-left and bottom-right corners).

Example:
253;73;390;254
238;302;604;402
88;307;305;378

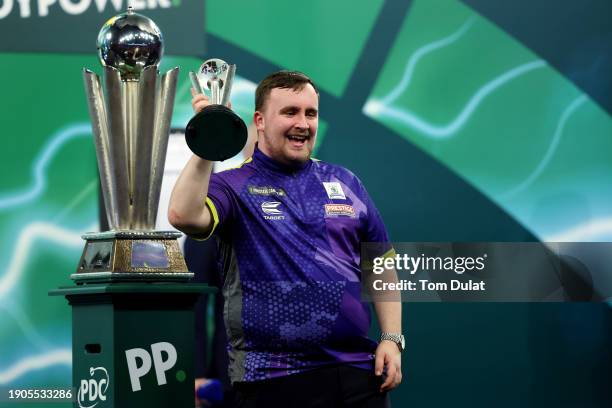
191;87;211;113
191;87;233;114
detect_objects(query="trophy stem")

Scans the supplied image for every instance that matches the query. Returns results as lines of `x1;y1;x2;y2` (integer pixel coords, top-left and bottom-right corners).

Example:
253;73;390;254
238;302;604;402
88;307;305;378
123;80;140;228
209;79;221;105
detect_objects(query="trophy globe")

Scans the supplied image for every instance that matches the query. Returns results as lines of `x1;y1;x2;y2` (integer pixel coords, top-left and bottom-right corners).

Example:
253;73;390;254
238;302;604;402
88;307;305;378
97;6;163;80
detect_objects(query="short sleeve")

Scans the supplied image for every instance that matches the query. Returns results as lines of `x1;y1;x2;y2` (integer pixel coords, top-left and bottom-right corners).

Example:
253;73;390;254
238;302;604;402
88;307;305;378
201;173;236;239
356;177;393;257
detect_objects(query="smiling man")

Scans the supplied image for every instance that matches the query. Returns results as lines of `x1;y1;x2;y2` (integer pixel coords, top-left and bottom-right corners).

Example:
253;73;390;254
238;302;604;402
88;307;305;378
169;71;402;407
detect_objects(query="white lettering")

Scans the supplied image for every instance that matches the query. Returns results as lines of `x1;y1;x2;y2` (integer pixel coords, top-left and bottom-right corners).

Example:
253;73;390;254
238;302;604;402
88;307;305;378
88;379;99;401
37;0;56;16
77;367;109;408
2;0;174;19
98;379;107;401
79;380;89;401
0;1;13;19
59;0;91;15
125;347;152;392
129;0;145;10
372;258;384;274
151;341;177;386
450;279;486;291
16;0;30;17
419;279;447;291
94;0;122;12
409;256;421;273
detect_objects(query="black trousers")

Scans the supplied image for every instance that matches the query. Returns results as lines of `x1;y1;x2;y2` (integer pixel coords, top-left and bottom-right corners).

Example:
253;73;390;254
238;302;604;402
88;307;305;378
233;365;390;408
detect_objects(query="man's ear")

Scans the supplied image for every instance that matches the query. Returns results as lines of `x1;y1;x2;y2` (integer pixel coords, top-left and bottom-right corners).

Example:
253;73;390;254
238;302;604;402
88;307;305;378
253;110;265;132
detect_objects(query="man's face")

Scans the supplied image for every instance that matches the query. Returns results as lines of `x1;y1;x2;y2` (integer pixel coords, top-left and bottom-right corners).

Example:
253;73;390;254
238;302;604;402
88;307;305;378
254;84;319;166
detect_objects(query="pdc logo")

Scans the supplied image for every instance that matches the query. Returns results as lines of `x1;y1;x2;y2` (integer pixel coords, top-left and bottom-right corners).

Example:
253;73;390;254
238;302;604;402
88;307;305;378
125;341;178;392
78;366;109;408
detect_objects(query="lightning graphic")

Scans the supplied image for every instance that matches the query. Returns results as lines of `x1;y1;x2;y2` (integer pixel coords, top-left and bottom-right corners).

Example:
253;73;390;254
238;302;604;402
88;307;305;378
52;179;98;224
0;221;96;299
0;302;53;350
381;17;475;106
365;60;546;138
545;217;612;242
0;124;92;210
499;95;588;198
0;349;71;385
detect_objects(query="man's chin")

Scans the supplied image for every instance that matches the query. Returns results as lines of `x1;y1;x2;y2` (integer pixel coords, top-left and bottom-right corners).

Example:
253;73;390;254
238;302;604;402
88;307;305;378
283;148;311;166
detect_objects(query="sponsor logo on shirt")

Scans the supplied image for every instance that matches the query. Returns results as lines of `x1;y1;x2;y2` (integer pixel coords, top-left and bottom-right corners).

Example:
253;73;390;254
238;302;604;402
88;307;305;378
324;204;356;218
323;182;346;200
248;185;286;197
261;201;285;220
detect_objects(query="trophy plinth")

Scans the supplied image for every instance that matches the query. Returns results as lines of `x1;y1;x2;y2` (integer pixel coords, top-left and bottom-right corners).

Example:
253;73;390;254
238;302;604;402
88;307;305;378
185;58;248;161
72;231;191;283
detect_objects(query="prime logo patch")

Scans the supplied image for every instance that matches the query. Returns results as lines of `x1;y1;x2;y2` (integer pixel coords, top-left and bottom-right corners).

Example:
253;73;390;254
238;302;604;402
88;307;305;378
323;182;346;200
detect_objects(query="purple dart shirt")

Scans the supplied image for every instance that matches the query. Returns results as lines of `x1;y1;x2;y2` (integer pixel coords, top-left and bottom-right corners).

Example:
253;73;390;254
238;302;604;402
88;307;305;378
204;146;390;383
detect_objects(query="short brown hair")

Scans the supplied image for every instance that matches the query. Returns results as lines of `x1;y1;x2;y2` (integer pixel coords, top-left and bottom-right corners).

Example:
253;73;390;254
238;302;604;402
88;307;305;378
255;70;319;111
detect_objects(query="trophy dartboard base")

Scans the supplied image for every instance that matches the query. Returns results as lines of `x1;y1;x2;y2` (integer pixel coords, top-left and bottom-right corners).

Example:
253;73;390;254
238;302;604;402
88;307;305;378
71;230;193;283
185;104;248;161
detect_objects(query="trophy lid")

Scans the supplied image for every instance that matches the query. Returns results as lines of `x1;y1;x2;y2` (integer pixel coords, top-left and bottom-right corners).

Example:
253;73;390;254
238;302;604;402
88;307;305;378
97;7;163;80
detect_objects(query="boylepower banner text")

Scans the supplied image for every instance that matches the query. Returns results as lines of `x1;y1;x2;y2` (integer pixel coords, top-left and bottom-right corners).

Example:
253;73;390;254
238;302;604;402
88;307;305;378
0;0;204;55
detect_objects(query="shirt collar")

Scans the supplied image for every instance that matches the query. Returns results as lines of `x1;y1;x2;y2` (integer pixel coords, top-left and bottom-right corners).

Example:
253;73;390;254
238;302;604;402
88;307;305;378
252;143;313;175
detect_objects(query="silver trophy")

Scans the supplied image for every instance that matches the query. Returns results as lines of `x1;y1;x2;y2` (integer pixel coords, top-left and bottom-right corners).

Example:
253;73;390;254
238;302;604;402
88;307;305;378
74;7;189;282
185;58;247;161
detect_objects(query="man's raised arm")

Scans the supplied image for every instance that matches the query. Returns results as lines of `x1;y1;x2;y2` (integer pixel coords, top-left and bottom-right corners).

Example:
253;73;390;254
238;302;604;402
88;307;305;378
167;155;214;236
168;90;216;236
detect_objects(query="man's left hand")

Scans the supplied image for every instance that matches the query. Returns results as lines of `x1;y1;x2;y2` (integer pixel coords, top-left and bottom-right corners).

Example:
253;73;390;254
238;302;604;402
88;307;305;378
374;340;402;392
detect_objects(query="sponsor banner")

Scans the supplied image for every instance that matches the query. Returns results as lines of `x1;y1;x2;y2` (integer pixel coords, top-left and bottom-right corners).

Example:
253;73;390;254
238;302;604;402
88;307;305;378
361;242;612;302
0;0;204;55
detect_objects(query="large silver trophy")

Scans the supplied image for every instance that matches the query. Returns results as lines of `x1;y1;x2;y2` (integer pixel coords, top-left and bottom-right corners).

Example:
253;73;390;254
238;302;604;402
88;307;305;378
73;7;189;282
185;58;247;161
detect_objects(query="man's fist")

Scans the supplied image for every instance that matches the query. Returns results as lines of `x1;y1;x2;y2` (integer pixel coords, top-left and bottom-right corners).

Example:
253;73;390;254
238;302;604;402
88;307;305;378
191;88;232;114
191;87;210;113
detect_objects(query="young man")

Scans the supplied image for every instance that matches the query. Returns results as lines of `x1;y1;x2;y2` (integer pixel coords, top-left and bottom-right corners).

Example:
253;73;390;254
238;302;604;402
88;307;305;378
169;71;402;407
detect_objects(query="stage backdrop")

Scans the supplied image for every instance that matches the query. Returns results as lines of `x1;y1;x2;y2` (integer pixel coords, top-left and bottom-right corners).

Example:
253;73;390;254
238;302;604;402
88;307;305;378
0;0;610;407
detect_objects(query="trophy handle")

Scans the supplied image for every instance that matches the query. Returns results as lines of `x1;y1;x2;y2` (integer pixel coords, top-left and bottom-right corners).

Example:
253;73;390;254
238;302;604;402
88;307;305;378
148;67;179;227
189;71;205;95
132;65;158;230
104;66;131;229
83;69;119;230
221;65;236;106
